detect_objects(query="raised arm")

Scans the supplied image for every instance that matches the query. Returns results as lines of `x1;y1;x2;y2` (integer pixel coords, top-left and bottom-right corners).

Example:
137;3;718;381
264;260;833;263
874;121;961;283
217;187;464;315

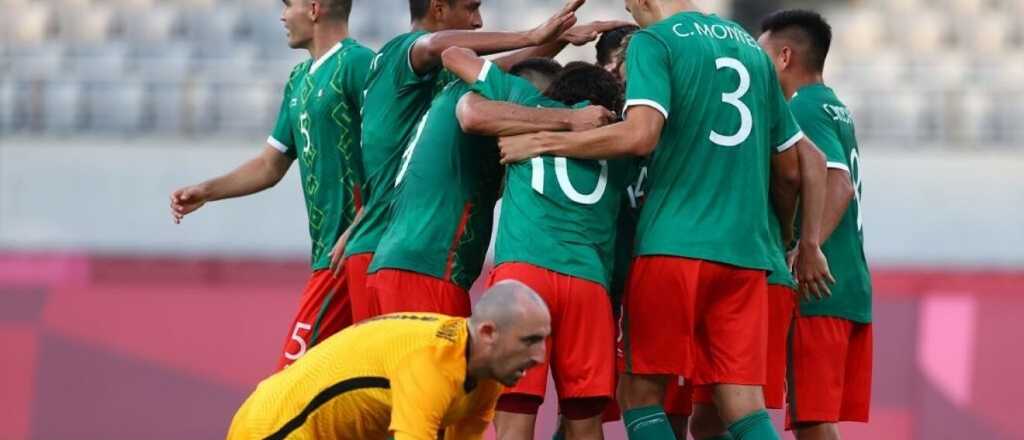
408;0;583;75
492;20;634;70
170;145;293;223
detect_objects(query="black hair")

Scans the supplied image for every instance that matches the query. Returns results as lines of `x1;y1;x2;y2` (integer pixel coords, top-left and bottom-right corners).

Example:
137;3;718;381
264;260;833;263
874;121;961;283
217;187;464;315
760;9;832;73
543;61;625;116
595;25;639;66
509;58;563;80
410;0;457;21
320;0;352;20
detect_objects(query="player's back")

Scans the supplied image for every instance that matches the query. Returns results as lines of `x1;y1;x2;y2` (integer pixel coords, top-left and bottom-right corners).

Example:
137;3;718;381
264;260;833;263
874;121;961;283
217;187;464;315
349;32;456;256
227;313;471;439
626;12;802;271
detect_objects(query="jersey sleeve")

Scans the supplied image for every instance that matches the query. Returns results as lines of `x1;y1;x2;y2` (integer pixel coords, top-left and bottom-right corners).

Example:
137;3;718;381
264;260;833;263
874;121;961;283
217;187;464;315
623;31;671;120
388;348;460;440
791;97;847;171
766;66;804;153
396;31;442;89
470;60;541;105
344;46;376;110
268;71;298;158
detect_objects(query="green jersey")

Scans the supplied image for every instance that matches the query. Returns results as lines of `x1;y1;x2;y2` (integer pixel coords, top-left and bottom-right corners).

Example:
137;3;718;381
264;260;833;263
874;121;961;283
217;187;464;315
346;31;456;257
624;12;803;271
609;160;647;306
790;84;872;323
472;62;630;289
368;80;504;290
269;38;374;270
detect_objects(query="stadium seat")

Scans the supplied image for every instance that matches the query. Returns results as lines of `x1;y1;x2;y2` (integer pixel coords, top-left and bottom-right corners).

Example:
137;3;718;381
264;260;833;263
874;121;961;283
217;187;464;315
10;3;52;45
899;9;948;55
214;79;277;133
8;43;68;80
832;9;885;56
84;79;146;132
0;80;16;132
147;80;186;133
70;44;130;80
967;12;1013;55
42;80;84;133
132;42;193;81
959;88;997;145
121;6;181;43
58;4;116;44
182;6;243;45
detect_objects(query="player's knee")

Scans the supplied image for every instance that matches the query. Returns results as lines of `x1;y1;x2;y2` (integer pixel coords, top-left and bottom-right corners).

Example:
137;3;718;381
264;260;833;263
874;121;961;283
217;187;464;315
496;393;544;415
688;405;728;440
617;374;668;410
561;397;609;421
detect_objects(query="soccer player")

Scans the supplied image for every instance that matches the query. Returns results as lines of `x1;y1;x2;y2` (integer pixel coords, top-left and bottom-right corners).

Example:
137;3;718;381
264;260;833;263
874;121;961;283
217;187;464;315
496;1;836;439
335;0;588;322
366;22;622;318
759;10;873;440
226;281;551;440
169;0;373;369
444;50;627;439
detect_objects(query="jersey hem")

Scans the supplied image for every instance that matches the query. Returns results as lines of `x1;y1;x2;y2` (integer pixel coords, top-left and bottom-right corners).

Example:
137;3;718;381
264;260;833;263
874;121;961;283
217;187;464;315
826;161;850;172
795;308;872;324
634;249;773;273
267;136;291;154
776;131;804;152
624;99;669;120
493;256;611;290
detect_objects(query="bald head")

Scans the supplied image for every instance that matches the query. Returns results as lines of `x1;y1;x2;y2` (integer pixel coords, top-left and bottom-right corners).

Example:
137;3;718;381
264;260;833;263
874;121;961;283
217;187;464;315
471;280;549;328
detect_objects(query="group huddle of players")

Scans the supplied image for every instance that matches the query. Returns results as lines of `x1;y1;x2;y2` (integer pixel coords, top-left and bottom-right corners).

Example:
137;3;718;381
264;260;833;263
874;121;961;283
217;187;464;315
170;0;873;439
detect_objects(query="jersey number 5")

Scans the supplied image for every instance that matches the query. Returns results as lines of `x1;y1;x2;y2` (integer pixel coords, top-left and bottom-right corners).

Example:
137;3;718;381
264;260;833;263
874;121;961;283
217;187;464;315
710;57;753;147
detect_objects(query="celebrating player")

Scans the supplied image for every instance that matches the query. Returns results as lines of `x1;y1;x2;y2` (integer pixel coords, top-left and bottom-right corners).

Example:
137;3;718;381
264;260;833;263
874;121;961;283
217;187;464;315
366;21;622;318
444;49;628;439
496;0;835;438
169;0;373;369
335;0;588;322
226;281;550;440
759;10;873;440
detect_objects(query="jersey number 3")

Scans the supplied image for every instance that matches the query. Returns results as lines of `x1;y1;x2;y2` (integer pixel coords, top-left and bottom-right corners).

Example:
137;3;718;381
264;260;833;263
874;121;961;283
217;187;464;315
710;57;752;147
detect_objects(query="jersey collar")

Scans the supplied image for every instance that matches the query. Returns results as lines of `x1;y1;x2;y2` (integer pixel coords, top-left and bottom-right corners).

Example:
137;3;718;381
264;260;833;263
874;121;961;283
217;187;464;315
309;40;346;75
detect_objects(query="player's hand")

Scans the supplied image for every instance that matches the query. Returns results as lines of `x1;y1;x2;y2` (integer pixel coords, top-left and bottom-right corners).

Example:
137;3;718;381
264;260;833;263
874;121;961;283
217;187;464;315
170;185;209;224
793;242;835;301
527;0;585;46
328;235;349;278
498;132;562;164
560;20;635;46
569;105;615;132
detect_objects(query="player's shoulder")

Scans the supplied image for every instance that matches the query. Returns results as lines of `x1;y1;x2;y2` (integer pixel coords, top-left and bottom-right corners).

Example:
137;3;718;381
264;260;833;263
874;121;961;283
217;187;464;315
790;85;836;119
341;39;376;61
381;31;428;55
286;59;312;81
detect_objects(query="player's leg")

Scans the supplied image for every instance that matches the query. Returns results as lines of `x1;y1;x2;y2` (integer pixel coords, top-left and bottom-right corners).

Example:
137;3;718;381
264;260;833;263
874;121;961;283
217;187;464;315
618;256;696;439
692;261;776;439
276;270;353;369
551;272;616;439
346;252;377;321
689;386;731;440
371;269;471;316
785;315;853;440
488;263;557;440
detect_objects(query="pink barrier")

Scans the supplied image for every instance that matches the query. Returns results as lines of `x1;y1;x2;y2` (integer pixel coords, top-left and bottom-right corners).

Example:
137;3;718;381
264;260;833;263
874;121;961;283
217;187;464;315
1;253;1022;439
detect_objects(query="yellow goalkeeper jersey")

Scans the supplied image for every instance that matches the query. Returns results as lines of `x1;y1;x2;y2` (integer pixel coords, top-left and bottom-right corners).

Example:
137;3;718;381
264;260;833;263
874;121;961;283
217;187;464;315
227;313;503;440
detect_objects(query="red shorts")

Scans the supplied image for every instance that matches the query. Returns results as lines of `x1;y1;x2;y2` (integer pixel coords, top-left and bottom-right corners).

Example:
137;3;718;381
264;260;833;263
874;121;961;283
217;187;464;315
488;262;616;402
276;269;352;370
345;253;377;322
785;315;872;429
664;376;694;417
689;285;794;409
368;268;470;317
620;256;768;386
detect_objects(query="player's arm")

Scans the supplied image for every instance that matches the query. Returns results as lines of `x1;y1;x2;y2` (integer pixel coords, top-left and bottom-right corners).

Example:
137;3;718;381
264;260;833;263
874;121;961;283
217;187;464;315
170;146;293;223
820;165;855;242
329;207;365;276
389;350;460;440
456;93;610;136
770;146;802;246
782;137;835;299
498;106;664;163
442;48;612;136
408;0;583;75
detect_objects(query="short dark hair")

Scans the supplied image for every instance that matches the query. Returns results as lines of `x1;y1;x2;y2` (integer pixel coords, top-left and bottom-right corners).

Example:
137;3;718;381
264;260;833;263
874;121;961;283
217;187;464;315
543;62;625;116
509;58;563;80
760;9;832;73
595;25;639;66
410;0;457;21
318;0;352;20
